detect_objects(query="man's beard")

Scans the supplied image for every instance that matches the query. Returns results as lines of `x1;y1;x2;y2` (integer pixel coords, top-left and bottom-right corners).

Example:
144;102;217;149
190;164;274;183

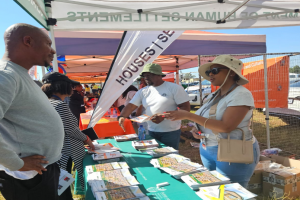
44;61;50;68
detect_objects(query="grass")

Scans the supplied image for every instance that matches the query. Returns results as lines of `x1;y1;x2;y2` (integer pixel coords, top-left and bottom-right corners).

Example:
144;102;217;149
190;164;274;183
1;107;298;200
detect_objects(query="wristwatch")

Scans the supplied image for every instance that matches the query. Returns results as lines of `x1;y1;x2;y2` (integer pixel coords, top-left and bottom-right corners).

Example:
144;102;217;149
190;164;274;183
117;116;125;121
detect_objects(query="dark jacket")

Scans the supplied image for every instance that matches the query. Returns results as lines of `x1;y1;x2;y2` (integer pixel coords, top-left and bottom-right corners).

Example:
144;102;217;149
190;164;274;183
69;90;86;123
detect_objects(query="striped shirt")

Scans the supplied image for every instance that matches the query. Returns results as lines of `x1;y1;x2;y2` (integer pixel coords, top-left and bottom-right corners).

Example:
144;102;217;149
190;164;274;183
49;99;87;189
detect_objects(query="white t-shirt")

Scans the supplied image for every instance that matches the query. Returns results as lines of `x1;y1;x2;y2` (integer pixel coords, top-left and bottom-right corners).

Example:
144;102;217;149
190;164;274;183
130;81;190;132
195;86;255;146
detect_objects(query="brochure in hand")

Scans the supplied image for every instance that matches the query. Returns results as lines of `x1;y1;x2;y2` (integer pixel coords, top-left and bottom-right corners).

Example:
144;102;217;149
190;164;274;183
143;147;179;158
130;114;151;123
86;162;129;174
94;186;150;200
130;113;164;123
114;134;139;142
159;160;207;179
132;139;159;149
92;151;123;161
86;143;120;154
58;169;75;196
181;170;230;190
150;154;190;168
196;183;257;200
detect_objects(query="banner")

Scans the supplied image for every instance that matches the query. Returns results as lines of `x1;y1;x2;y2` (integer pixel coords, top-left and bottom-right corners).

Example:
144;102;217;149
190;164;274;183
51;1;300;31
211;56;289;108
88;30;184;128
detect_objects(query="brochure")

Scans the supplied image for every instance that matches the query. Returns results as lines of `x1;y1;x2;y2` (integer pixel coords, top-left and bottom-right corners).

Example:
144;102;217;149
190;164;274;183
132;139;159;149
86;162;129;174
144;147;178;158
92;151;123;161
150;154;190;168
58;169;75;196
196;183;257;200
94;186;149;200
181;170;230;190
160;160;207;179
114;134;139;142
89;175;140;192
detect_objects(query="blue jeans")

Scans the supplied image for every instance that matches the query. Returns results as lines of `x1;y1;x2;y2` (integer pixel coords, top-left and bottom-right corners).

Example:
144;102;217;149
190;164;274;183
149;129;181;150
200;140;260;188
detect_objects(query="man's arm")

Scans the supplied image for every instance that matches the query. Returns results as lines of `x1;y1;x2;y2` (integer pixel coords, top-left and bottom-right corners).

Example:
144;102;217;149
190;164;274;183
178;101;190;112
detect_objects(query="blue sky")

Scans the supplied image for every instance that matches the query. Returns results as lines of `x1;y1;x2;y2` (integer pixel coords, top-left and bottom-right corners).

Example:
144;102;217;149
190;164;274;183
1;1;299;79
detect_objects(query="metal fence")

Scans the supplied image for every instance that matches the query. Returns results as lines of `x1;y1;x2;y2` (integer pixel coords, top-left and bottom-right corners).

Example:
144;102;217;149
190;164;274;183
200;53;300;158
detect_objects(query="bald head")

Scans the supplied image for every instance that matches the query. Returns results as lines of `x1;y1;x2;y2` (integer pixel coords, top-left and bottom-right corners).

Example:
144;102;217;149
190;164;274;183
4;23;45;50
3;23;55;69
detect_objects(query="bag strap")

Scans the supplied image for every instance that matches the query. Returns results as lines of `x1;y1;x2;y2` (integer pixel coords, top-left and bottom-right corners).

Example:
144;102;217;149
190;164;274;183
208;100;220;135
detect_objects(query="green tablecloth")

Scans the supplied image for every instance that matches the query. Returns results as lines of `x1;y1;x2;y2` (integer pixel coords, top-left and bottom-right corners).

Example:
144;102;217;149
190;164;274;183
74;138;200;200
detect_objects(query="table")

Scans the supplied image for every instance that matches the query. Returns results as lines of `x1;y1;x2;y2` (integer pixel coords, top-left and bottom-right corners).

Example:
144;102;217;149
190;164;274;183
74;137;201;200
79;110;135;138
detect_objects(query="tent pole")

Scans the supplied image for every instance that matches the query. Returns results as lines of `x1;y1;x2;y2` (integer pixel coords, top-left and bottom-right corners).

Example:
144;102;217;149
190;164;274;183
41;66;46;78
198;55;203;106
48;26;58;72
263;55;271;149
176;68;179;85
45;3;58;72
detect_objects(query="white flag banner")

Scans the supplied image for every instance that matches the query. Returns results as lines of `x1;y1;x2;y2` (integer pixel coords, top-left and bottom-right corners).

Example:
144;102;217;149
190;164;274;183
88;30;184;128
52;0;300;30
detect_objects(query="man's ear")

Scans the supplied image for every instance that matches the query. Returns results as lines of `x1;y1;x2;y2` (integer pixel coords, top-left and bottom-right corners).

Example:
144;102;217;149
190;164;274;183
23;36;33;47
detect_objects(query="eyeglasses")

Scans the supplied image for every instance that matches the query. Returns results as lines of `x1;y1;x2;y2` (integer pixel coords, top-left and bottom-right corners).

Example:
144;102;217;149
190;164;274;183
205;67;228;77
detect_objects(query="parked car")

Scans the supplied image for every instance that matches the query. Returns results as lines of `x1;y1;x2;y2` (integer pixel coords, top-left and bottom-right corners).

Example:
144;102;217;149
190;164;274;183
185;86;211;107
289;73;300;84
263;81;300;125
288;81;300;111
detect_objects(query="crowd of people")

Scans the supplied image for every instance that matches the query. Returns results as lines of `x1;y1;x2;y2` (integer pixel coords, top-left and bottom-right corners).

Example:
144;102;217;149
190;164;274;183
0;22;259;200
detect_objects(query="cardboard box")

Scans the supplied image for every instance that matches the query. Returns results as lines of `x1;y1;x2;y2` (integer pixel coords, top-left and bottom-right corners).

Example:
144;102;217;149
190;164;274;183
247;156;272;194
262;155;300;199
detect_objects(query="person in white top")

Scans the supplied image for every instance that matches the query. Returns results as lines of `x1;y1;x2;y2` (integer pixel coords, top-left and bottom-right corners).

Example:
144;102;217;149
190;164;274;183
118;63;190;149
165;55;260;187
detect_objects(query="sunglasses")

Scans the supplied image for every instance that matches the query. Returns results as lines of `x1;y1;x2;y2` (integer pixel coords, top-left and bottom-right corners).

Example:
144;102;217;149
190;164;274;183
205;67;228;77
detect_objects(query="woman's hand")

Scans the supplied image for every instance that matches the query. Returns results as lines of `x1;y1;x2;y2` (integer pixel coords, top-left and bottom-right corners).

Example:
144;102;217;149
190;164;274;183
191;127;206;139
84;138;95;150
164;110;190;121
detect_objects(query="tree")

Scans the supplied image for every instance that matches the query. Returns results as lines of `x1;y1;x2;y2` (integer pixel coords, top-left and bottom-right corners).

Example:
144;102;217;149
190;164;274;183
183;73;196;80
289;65;300;73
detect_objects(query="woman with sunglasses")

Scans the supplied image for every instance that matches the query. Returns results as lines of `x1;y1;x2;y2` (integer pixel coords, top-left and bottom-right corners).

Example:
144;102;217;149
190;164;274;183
165;55;259;188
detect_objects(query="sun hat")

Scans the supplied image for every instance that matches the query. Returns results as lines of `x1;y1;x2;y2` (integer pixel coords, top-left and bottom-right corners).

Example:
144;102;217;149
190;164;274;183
198;55;249;85
42;72;80;85
140;63;166;77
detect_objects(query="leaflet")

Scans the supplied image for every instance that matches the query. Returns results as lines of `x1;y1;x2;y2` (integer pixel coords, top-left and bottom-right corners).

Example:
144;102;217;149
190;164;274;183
150;154;190;168
94;186;148;200
196;183;257;200
114;134;139;142
181;170;230;190
132;139;159;149
89;176;140;192
144;147;178;158
87;143;120;154
86;162;129;174
92;151;123;161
